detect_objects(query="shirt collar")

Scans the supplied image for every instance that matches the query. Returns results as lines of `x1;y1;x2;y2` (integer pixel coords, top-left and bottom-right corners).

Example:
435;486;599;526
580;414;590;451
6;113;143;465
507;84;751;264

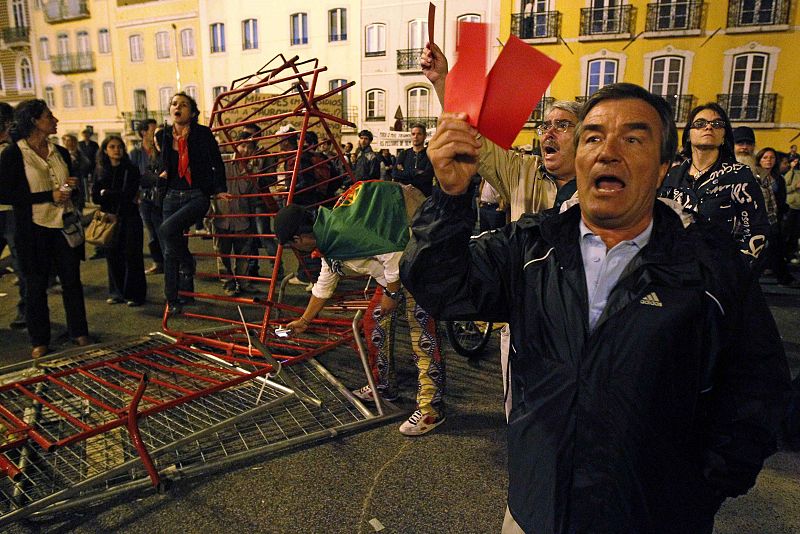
579;218;653;250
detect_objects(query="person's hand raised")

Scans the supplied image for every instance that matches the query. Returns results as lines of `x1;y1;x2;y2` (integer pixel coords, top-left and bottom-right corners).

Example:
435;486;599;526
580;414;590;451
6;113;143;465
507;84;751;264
420;42;448;85
427;113;481;195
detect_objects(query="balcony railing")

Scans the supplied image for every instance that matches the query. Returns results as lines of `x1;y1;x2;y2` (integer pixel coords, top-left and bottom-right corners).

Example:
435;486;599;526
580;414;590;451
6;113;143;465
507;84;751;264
645;1;703;32
527;97;556;123
397;48;424;71
727;0;789;27
44;0;90;23
1;27;30;47
717;93;777;123
662;94;694;123
580;5;634;36
365;50;385;58
121;111;169;133
398;117;438;131
511;11;560;39
51;52;95;74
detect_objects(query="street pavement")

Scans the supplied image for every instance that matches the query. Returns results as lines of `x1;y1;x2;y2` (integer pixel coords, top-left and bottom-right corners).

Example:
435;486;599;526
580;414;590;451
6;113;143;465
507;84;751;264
0;242;798;533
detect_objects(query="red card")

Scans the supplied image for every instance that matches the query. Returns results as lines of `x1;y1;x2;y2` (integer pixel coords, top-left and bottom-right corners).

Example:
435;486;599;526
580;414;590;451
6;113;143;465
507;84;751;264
444;22;488;129
444;24;561;150
428;3;435;45
480;36;561;149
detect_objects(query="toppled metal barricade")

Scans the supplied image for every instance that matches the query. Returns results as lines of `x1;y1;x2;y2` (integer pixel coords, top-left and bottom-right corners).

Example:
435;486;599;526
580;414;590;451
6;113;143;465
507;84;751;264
0;55;399;526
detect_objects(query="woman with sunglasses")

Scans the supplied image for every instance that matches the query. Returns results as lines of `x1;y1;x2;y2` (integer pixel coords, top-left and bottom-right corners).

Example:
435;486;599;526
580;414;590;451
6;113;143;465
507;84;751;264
659;103;769;269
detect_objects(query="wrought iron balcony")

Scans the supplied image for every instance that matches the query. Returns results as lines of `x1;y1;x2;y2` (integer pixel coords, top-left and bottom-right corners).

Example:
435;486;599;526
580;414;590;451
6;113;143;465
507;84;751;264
527;97;556;123
44;0;90;23
51;52;95;74
398;117;438;131
121;111;169;133
397;48;424;71
717;93;777;123
645;1;703;32
727;0;789;27
1;27;30;48
663;94;694;123
511;11;560;39
580;5;634;37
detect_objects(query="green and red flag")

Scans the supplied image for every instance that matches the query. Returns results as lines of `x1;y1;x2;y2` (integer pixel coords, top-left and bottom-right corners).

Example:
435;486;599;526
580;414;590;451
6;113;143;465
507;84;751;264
313;180;411;260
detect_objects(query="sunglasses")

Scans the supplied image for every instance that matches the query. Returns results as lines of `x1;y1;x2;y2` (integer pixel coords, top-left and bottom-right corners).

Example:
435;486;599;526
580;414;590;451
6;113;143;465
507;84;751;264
690;119;726;130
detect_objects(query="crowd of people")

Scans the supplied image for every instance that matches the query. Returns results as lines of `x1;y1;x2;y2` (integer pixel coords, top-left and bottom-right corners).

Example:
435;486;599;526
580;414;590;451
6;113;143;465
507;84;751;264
0;42;798;532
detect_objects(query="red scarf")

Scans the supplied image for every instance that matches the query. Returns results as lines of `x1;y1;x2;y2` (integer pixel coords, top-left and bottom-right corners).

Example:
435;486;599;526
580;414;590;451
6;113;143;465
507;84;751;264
176;131;192;185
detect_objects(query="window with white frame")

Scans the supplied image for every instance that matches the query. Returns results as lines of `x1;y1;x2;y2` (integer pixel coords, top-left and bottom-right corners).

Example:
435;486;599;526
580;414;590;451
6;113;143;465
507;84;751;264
39;37;50;60
242;18;258;49
210;23;225;53
739;0;779;25
129;34;144;62
185;85;198;101
63;84;75;108
17;57;33;92
156;31;171;59
76;31;90;54
408;19;428;49
291;13;308;45
98;28;111;53
329;8;347;41
329;78;348;113
159;87;173;112
728;52;769;120
80;81;94;107
649;55;683;98
212;86;227;99
586;58;618;95
45;86;56;108
57;33;69;56
180;28;195;56
365;89;386;120
407;87;430;118
11;0;27;28
365;23;385;56
103;81;115;106
518;0;550;38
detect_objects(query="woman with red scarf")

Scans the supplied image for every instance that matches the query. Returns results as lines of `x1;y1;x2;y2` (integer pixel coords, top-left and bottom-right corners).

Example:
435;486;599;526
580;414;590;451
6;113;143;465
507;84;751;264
157;92;228;314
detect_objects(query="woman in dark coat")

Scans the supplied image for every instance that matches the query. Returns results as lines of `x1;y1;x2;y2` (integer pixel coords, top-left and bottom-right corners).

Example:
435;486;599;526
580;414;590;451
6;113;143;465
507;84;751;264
92;135;147;305
157;92;228;314
0;99;90;358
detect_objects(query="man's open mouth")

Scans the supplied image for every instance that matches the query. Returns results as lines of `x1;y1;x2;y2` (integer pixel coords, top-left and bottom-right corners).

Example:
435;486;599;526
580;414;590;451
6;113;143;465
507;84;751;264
543;145;558;155
595;176;625;192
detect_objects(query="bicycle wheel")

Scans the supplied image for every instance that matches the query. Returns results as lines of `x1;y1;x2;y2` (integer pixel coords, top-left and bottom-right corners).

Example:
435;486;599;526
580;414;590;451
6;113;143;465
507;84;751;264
445;320;493;357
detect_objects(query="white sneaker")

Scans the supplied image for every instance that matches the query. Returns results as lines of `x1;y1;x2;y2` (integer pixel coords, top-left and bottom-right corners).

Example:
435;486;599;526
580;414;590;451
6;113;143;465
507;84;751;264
287;275;308;286
399;409;446;436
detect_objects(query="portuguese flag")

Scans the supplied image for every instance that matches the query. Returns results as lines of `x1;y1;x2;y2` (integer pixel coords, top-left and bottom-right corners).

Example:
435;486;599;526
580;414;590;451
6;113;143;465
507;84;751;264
313;181;411;260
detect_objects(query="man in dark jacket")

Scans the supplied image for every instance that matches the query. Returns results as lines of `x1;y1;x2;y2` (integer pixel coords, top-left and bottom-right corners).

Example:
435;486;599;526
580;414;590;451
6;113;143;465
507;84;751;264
401;83;790;533
392;123;435;196
352;129;380;183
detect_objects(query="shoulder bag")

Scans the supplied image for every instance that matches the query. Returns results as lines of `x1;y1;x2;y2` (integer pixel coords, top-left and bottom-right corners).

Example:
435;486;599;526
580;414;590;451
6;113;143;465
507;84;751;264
85;169;127;247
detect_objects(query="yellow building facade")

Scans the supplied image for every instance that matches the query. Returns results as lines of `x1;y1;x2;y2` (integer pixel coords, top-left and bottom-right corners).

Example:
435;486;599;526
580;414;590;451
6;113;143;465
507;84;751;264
113;0;204;135
0;0;35;107
501;0;798;152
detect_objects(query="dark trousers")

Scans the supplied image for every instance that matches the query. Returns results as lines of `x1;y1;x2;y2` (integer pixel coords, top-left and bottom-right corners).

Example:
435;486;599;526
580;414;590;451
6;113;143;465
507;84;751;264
106;214;147;303
784;208;800;260
159;189;209;304
0;210;25;318
766;222;792;283
139;198;164;264
25;224;88;347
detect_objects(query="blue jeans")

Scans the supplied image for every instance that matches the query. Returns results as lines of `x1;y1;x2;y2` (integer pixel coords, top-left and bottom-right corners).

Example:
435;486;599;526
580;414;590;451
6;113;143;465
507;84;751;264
159;189;210;304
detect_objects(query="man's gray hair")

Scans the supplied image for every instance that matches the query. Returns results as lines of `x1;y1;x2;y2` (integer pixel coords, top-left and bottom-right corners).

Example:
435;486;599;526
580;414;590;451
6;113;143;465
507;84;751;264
544;100;581;119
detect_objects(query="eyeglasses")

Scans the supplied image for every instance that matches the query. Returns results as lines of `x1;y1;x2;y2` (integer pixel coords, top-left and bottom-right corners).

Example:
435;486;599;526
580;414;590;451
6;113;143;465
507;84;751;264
536;119;574;136
690;118;726;130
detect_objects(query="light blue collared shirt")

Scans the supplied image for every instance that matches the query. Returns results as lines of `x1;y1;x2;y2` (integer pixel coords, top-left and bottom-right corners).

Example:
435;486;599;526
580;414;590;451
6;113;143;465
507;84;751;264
579;219;653;331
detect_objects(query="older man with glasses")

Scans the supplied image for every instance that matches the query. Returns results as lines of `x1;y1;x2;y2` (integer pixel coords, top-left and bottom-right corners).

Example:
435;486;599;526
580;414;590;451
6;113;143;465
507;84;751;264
659;103;769;268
